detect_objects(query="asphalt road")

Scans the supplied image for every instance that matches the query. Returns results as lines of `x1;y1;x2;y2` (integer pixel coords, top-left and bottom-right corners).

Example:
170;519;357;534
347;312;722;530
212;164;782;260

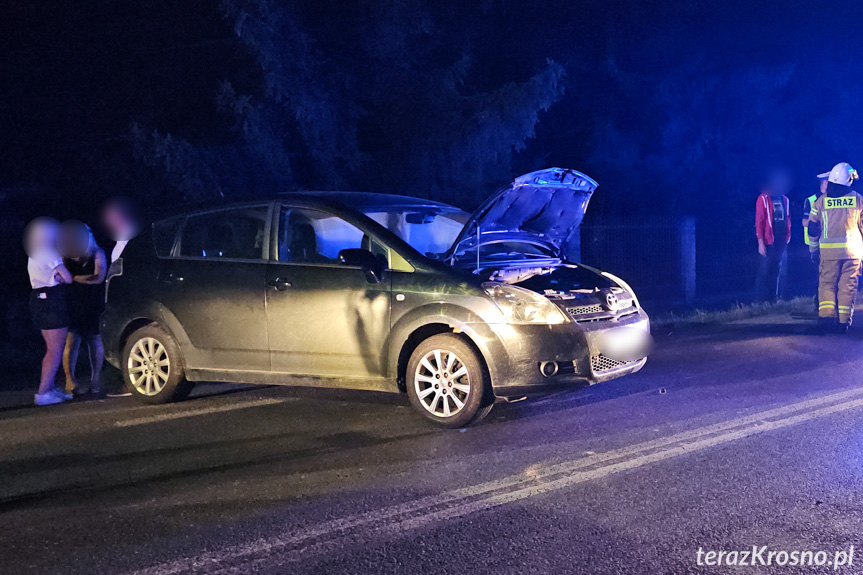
4;313;863;574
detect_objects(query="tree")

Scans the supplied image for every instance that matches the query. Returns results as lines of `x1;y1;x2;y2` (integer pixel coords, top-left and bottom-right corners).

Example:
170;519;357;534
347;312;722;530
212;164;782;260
135;0;566;207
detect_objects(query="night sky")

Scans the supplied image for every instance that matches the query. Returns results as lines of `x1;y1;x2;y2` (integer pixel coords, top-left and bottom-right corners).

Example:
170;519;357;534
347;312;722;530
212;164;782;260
2;0;862;225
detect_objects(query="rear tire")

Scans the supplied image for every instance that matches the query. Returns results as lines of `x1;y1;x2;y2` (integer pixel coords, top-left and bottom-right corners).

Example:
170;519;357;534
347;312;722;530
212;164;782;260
406;334;493;428
122;325;194;404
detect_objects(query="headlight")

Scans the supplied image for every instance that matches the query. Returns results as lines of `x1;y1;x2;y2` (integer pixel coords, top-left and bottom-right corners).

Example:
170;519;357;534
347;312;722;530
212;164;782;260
482;282;568;325
601;271;640;308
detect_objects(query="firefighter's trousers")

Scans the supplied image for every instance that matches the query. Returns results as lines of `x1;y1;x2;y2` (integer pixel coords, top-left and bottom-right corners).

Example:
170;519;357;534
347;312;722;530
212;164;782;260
818;258;862;323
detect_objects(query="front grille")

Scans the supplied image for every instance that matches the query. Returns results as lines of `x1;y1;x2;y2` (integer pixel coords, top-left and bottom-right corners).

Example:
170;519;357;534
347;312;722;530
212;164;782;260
566;300;638;322
591;354;638;373
567;304;604;315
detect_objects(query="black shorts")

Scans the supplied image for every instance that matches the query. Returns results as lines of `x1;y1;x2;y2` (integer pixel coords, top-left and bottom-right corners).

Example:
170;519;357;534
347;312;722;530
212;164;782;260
29;285;69;331
68;284;104;336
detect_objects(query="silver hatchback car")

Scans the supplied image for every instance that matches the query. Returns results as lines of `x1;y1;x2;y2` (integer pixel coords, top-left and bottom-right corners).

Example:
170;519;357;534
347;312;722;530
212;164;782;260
102;168;651;427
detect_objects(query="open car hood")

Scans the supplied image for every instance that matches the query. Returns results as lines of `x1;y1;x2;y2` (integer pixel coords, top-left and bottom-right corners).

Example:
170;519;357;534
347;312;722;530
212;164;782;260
448;167;598;262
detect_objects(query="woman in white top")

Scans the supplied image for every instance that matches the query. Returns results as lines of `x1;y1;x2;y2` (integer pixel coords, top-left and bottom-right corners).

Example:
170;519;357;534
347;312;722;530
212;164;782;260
25;217;74;406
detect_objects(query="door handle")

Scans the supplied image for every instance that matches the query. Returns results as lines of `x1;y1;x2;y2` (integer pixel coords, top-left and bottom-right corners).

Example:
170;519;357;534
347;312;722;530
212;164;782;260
267;278;292;291
162;273;184;285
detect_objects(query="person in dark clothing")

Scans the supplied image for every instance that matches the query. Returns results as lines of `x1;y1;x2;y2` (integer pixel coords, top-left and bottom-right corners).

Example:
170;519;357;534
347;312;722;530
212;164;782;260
59;221;107;396
755;178;792;302
102;196;141;263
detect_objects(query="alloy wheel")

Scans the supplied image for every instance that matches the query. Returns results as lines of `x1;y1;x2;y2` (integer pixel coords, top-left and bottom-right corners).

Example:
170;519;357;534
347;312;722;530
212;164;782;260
414;349;471;418
127;337;170;396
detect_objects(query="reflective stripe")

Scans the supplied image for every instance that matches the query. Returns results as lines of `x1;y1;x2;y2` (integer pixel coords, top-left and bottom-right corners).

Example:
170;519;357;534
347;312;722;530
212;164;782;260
805;194;819;246
820;302;836;309
806;194;818;214
839;306;852;311
821;242;850;248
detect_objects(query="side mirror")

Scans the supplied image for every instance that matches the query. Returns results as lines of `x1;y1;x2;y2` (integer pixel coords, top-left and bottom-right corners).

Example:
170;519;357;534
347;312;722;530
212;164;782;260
339;248;384;283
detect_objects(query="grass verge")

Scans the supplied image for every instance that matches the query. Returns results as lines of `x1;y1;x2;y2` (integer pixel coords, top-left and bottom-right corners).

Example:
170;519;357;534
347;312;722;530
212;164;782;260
651;296;812;328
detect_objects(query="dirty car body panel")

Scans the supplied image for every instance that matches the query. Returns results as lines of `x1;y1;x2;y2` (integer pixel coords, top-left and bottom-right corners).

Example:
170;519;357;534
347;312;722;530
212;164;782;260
102;168;650;422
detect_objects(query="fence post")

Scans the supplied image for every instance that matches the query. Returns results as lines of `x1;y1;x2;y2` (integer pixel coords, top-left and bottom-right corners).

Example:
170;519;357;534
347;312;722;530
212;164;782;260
680;217;696;305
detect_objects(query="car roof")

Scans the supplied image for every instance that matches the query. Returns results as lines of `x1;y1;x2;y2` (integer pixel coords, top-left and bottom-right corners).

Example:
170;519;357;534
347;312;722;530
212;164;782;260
160;192;464;221
278;191;462;211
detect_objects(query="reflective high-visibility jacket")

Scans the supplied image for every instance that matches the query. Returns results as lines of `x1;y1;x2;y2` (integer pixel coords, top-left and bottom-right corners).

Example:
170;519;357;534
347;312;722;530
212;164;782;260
808;190;863;260
803;194;818;247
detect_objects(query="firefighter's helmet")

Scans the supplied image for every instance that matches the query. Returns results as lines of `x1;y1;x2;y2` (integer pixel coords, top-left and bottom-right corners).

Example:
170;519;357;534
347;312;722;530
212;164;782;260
818;162;859;187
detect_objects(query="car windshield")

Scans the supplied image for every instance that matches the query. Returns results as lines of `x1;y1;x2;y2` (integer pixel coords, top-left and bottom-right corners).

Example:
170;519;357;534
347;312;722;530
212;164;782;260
362;207;470;257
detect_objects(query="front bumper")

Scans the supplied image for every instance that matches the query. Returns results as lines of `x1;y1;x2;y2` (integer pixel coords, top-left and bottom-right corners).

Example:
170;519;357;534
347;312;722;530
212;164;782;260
475;310;650;399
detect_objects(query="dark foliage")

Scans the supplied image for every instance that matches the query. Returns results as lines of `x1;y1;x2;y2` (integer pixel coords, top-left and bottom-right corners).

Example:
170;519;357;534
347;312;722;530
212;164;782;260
4;0;863;220
129;1;566;208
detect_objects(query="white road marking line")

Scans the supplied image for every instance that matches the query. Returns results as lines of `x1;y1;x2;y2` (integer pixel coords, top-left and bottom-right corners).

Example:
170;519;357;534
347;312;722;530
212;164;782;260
114;398;288;427
131;386;863;575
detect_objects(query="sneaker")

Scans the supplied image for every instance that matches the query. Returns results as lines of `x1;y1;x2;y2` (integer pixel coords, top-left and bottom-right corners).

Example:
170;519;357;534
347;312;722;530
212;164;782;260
52;388;73;400
34;392;65;406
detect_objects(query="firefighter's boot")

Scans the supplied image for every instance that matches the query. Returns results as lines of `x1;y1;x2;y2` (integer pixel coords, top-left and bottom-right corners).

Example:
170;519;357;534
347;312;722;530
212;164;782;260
816;317;836;335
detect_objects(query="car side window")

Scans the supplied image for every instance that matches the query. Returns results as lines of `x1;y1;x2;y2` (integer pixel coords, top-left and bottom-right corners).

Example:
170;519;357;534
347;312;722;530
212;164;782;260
179;207;268;260
277;206;387;265
152;217;184;258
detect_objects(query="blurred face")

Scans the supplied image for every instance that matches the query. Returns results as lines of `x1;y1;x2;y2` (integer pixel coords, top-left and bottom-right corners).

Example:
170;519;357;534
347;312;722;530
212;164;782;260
23;217;60;256
820;179;829;194
768;170;792;197
57;220;91;259
103;204;125;235
102;198;138;240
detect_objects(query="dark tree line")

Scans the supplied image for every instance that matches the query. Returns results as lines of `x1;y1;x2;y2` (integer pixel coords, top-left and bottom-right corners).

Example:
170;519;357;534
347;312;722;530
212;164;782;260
132;0;566;208
3;0;863;224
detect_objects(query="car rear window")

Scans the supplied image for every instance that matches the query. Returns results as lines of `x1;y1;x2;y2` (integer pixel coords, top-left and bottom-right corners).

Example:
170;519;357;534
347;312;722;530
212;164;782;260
152;217;183;258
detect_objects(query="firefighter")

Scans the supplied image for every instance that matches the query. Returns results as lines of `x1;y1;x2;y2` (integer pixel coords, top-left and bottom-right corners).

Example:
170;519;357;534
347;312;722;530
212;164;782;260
803;174;829;312
807;162;863;333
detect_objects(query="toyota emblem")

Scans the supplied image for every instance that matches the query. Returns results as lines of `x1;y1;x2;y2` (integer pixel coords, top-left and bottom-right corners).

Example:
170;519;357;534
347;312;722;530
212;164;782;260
605;292;619;311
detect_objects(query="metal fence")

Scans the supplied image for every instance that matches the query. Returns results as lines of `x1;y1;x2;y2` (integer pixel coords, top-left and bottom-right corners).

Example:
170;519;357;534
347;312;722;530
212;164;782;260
575;216;814;311
575;217;693;306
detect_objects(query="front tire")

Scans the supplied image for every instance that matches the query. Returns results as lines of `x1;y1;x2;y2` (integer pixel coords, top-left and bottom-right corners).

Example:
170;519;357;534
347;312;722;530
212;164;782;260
122;325;193;404
406;334;492;428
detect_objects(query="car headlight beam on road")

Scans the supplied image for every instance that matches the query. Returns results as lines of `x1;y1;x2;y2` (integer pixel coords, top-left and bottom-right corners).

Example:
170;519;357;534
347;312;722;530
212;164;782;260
482;282;568;325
